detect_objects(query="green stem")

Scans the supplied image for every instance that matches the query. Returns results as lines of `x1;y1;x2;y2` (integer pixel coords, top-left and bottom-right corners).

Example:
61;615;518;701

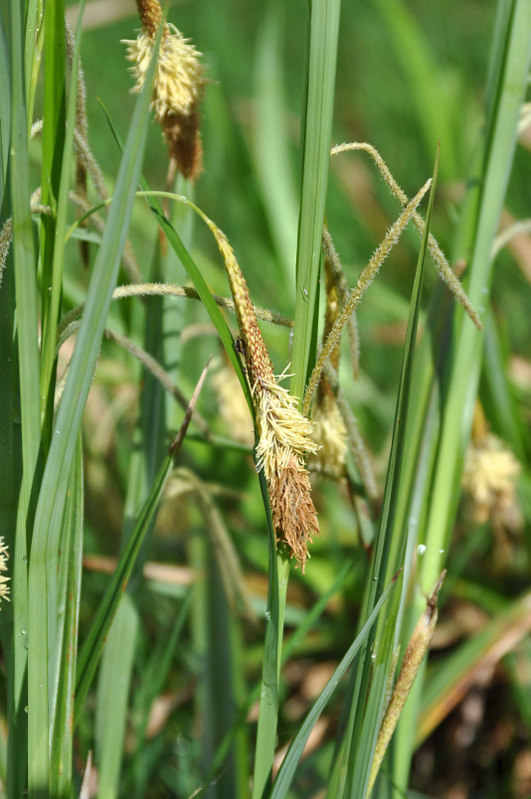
252;475;289;799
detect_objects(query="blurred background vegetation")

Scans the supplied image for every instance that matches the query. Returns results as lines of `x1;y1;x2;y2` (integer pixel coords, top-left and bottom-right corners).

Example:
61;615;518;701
35;0;531;796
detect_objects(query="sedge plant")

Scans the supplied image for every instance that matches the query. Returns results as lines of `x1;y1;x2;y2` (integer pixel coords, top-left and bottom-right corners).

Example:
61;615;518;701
1;0;530;798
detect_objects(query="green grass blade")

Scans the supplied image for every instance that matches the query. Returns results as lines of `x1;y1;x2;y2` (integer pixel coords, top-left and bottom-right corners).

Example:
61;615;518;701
482;308;527;461
332;156;438;799
75;358;209;718
39;0;65;425
28;31;159;796
418;0;531;597
75;449;174;720
8;3;41;791
270;578;397;799
290;0;341;402
50;435;83;799
9;0;41;521
96;595;138;799
252;0;299;285
0;13;10;192
40;1;86;440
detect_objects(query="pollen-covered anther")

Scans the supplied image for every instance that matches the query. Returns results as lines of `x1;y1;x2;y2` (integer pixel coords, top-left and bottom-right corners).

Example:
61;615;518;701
124;24;203;119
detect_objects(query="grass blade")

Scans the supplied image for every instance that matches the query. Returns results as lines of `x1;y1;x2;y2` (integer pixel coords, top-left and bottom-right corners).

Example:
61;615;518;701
75;359;210;718
28;30;160;796
290;0;341;402
331;154;438;799
8;2;40;792
418;0;531;598
49;435;83;799
270;577;397;799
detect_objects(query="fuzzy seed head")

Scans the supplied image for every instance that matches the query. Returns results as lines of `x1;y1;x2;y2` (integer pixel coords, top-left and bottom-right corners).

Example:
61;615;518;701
269;453;319;571
309;396;347;477
124;25;203;119
0;217;13;288
123;1;204;179
462;434;521;527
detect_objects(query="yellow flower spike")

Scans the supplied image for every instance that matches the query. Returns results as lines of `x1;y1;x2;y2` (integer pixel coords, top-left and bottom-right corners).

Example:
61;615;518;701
123;0;204;179
309;395;348;477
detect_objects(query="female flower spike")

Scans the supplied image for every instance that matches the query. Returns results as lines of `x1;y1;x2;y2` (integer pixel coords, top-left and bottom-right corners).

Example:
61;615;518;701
124;0;204;179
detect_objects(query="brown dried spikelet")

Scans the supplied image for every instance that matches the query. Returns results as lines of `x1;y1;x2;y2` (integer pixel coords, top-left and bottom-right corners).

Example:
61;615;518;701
160;107;203;181
123;0;204;180
269;454;320;569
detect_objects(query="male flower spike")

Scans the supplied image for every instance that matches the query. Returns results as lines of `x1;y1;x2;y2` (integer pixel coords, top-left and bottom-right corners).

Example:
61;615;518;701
123;0;204;179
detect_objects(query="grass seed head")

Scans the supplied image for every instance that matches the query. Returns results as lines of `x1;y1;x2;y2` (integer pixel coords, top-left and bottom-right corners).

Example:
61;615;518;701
207;218;320;567
462;433;521;528
269;453;320;572
123;0;204;179
253;377;320;571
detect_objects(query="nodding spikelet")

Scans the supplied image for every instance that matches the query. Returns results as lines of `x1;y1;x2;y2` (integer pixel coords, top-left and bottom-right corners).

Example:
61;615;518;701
209;223;319;569
123;0;204;180
0;538;10;606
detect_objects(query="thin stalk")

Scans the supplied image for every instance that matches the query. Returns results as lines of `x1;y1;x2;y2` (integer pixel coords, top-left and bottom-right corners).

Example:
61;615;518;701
251;474;287;799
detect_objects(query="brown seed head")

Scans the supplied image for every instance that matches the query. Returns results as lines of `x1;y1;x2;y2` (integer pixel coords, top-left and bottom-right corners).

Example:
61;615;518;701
269;454;319;571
